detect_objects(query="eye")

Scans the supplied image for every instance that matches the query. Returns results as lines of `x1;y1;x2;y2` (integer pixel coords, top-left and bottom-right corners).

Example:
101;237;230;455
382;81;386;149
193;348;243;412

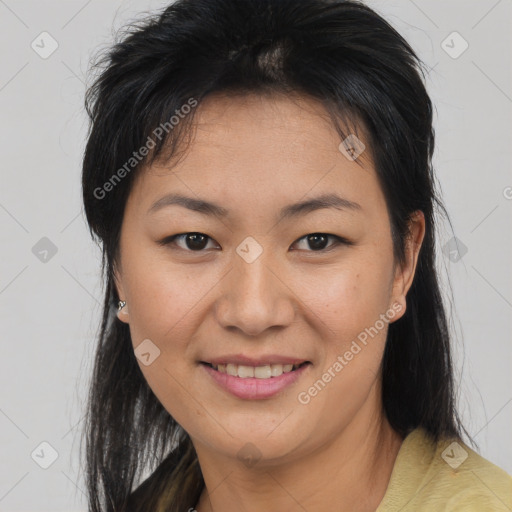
291;233;352;252
158;232;353;253
158;232;219;252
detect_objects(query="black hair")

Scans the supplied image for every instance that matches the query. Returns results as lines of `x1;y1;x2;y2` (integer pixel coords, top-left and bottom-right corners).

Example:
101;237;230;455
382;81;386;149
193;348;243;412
80;0;473;510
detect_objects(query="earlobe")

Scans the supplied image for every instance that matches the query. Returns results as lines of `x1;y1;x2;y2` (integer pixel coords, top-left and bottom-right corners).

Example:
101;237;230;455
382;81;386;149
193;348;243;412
117;300;129;322
388;299;406;323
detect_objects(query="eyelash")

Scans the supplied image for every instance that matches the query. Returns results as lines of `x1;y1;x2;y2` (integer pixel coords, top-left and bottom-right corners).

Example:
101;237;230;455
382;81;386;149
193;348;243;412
157;232;354;253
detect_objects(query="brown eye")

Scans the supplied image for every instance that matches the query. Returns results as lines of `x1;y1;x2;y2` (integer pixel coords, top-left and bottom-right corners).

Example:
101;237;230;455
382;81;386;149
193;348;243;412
158;232;352;253
292;233;353;252
158;232;218;251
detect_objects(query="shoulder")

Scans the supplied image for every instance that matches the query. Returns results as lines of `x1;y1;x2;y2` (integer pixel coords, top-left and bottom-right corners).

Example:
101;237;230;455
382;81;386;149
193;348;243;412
377;427;512;512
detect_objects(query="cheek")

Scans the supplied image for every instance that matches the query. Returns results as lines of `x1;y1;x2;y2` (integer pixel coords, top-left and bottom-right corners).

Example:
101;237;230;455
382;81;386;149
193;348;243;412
125;269;204;345
120;255;216;427
292;255;394;431
119;241;199;343
301;252;394;341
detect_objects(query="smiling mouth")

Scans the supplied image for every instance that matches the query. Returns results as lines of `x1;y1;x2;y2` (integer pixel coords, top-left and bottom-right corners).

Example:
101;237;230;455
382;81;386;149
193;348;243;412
200;361;310;379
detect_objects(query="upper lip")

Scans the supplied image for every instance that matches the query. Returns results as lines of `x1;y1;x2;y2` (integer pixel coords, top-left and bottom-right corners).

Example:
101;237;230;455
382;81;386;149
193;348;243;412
201;354;310;366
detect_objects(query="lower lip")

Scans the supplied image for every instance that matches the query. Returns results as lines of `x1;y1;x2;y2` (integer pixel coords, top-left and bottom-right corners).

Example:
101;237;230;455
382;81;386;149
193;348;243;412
201;363;311;400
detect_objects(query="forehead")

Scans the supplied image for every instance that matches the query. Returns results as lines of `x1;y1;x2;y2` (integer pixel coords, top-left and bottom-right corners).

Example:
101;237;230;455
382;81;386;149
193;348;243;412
178;92;369;161
129;92;379;215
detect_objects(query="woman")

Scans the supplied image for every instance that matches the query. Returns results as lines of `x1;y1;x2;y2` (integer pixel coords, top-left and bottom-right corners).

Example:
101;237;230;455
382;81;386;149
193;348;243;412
80;0;512;510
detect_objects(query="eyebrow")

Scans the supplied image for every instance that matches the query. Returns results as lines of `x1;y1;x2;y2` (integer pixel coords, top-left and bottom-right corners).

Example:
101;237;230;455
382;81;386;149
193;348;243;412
147;192;362;221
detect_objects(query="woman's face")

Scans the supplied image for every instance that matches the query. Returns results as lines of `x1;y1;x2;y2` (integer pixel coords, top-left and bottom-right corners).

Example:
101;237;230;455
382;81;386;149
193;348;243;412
115;93;424;466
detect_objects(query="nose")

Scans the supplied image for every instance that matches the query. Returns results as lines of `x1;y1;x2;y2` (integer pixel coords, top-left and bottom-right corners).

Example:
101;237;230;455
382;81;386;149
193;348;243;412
214;250;296;337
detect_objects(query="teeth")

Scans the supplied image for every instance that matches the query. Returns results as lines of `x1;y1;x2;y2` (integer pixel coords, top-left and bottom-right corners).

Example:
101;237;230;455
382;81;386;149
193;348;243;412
255;365;272;379
212;362;302;378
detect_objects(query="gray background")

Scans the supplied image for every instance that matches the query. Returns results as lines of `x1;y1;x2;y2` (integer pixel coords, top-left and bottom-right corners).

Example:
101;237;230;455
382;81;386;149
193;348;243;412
0;0;510;510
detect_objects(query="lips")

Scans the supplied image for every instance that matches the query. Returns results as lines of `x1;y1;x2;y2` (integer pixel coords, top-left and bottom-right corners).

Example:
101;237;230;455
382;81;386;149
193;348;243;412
202;361;308;371
201;359;311;399
200;354;310;367
202;361;310;380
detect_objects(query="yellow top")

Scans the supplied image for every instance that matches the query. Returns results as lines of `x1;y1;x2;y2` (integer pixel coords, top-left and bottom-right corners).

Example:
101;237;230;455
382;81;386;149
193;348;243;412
376;427;512;511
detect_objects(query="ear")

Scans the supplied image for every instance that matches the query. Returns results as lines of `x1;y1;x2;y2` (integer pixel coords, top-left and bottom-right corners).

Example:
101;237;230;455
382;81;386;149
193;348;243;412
389;210;426;322
113;264;130;324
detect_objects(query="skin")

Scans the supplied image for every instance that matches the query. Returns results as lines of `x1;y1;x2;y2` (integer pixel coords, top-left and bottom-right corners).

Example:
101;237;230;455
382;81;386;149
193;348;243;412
114;92;425;512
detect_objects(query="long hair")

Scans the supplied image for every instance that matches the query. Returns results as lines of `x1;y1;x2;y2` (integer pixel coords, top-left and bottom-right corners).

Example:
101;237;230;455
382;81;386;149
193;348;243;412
80;1;472;510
